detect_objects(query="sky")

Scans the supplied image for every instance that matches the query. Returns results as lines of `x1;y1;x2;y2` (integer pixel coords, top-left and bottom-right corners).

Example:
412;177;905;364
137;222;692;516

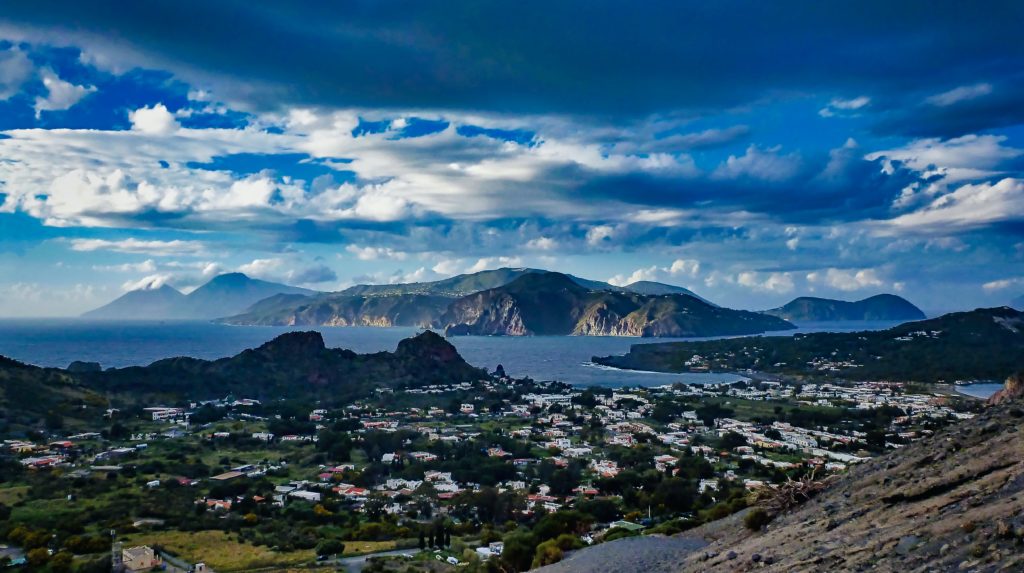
0;1;1023;316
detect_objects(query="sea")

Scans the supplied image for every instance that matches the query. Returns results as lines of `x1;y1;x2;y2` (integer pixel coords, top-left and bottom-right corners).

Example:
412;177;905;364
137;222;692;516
0;318;960;391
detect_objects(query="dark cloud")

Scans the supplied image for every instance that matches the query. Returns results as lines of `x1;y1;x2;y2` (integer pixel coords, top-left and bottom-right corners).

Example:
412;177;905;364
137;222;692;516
290;263;338;284
4;1;1022;128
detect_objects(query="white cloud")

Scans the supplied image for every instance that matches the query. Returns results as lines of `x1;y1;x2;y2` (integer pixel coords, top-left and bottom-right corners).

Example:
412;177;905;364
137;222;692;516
807;268;884;292
607;259;701;286
925;83;992;107
33;68;96;117
867;134;1022;184
585;225;616;246
0;47;31;100
736;271;794;293
884;178;1024;232
713;145;801;182
345;245;408;260
818;95;870;117
525;236;558;251
121;274;174;291
431;259;463;276
129;103;180;134
93;259;157;273
69;238;208;256
238;258;284;279
466;256;523;273
982;277;1024;292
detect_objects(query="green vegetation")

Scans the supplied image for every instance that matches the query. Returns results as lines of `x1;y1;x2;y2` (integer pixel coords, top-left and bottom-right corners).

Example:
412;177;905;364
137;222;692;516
596;307;1024;383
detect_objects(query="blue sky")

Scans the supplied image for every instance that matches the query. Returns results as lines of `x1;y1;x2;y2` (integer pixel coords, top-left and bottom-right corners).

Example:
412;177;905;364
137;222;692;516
0;1;1022;316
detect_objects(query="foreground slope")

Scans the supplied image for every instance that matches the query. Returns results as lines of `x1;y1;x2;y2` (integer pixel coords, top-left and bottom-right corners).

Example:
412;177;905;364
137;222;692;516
441;272;793;337
678;390;1024;572
763;294;926;321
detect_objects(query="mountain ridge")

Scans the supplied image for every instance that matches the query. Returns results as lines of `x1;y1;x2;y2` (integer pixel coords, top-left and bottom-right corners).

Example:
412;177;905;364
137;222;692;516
440;272;795;337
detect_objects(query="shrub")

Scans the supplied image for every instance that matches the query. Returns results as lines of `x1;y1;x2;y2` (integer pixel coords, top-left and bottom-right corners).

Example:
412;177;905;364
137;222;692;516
744;508;771;531
531;540;564;568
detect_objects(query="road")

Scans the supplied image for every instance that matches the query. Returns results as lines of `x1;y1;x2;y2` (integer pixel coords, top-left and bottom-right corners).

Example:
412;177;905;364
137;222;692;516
332;548;417;573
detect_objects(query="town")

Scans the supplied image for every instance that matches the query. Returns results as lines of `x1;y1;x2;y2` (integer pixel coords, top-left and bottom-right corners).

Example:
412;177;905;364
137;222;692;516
0;367;980;572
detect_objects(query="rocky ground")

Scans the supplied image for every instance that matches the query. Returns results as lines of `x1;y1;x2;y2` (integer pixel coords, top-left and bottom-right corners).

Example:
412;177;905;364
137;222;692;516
678;393;1024;572
532;535;706;573
529;376;1024;572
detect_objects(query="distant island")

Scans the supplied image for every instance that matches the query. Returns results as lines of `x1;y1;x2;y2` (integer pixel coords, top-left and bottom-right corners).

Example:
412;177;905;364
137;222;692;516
226;269;793;337
83;273;314;320
594;306;1024;383
762;294;925;321
84;268;930;339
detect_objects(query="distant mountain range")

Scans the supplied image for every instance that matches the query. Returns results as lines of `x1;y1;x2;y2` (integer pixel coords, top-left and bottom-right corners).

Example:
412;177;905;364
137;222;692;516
763;294;926;322
595;306;1024;383
82;273;316;319
440;272;793;337
84;267;925;339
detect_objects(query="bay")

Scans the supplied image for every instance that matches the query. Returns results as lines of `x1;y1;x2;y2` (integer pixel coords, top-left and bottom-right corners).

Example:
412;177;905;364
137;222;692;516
0;319;906;388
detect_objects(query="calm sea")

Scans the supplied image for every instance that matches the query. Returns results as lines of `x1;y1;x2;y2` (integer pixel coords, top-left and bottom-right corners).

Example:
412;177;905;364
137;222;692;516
0;319;910;388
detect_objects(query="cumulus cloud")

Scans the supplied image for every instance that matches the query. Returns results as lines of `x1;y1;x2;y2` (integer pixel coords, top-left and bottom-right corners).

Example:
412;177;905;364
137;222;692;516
525;237;558;251
607;258;701;287
345;245;408;260
807;268;884;291
867;134;1022;183
33;68;95;117
884;178;1024;232
736;271;795;293
129;103;180;134
713;145;802;182
585;225;616;246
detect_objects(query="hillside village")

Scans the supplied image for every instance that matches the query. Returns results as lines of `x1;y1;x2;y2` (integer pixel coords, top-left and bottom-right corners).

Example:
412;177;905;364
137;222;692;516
1;368;980;572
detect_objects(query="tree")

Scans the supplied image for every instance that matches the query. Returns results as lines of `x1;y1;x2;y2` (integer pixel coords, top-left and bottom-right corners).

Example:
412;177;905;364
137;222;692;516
418;529;426;550
500;530;537;573
531;540;563;568
26;548;49;568
444;528;451;547
49;551;74;573
428;530;435;548
316;539;346;557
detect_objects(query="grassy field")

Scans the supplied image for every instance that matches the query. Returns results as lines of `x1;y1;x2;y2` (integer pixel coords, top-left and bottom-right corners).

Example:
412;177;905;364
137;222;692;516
0;485;30;505
343;540;398;555
121;530;315;571
120;530;401;570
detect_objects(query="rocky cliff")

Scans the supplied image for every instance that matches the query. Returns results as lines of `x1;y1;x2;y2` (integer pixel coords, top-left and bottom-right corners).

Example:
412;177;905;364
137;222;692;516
441;272;794;337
